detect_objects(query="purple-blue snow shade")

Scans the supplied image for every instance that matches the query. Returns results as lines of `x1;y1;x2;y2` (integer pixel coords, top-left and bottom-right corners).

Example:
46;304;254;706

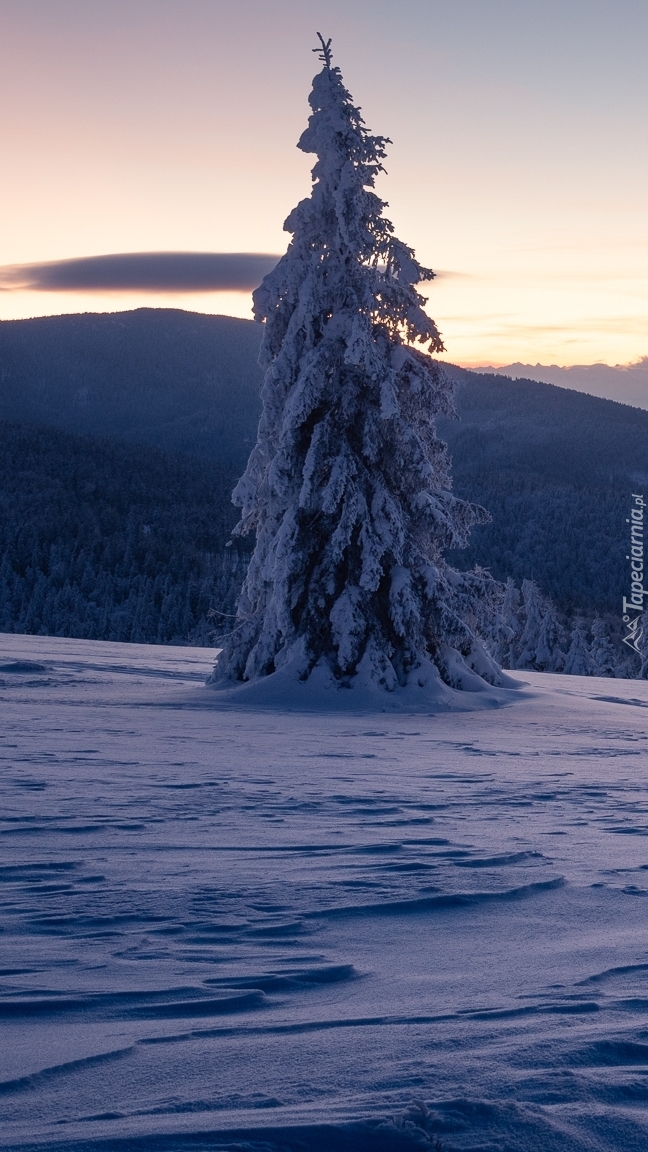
2;634;648;1150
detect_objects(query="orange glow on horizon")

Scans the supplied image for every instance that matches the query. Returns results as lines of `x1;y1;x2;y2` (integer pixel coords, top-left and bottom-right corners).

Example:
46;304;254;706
1;2;647;368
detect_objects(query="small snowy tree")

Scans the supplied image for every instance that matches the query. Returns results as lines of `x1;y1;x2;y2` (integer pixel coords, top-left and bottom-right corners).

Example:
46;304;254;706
516;580;545;670
211;39;510;700
535;600;565;672
590;617;616;678
515;579;564;672
476;574;519;668
498;577;523;668
563;618;592;676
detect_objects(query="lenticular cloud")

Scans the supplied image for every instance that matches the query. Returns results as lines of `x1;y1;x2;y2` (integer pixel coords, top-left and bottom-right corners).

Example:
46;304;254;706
0;252;280;293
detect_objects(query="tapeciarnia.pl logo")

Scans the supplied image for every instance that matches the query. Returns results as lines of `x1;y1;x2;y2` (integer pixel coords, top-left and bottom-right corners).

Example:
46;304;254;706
622;493;645;653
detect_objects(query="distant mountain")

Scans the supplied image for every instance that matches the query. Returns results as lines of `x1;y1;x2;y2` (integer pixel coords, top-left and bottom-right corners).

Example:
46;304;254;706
470;359;648;410
1;308;646;632
0;307;264;472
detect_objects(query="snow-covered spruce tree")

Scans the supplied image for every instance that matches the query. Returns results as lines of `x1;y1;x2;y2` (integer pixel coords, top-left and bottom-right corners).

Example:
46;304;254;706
590;617;616;678
515;580;545;670
500;577;523;668
535;599;565;673
211;39;512;700
471;573;518;669
514;579;565;673
563;618;592;677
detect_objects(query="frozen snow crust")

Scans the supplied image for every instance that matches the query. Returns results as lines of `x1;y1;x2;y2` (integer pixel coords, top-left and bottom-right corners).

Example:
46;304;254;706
4;634;648;1151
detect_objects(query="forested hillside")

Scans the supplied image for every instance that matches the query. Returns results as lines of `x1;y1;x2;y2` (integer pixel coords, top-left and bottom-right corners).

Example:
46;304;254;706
439;368;647;612
1;308;646;643
0;308;263;472
0;421;248;643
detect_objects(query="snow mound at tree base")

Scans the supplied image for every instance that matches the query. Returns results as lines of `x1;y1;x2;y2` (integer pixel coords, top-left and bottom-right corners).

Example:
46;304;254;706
207;642;526;713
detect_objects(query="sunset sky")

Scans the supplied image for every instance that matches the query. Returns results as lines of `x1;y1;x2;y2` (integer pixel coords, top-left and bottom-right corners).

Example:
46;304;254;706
1;0;646;366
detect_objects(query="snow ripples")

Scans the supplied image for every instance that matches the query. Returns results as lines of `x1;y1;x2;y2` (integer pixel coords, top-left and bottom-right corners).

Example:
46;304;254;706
2;635;648;1149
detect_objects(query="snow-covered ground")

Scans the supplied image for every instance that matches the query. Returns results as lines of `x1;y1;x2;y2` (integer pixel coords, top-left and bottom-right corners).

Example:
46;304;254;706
2;633;648;1151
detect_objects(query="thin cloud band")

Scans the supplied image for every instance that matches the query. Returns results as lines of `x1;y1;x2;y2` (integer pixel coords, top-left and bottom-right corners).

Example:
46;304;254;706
0;252;282;293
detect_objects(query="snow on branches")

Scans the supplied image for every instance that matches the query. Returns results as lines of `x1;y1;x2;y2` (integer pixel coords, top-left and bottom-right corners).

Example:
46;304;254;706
210;44;514;704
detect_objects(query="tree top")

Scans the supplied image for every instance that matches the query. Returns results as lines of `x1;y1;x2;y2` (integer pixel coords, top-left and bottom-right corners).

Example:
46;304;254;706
313;33;333;69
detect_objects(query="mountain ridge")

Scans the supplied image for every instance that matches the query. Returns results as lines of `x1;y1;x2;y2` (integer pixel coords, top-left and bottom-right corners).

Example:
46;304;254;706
1;307;645;623
468;358;648;410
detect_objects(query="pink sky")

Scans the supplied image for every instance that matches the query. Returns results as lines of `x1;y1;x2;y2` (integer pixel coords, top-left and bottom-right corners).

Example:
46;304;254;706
1;0;647;366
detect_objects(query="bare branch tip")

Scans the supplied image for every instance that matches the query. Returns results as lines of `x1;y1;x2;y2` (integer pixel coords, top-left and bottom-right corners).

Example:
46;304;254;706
313;33;333;69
